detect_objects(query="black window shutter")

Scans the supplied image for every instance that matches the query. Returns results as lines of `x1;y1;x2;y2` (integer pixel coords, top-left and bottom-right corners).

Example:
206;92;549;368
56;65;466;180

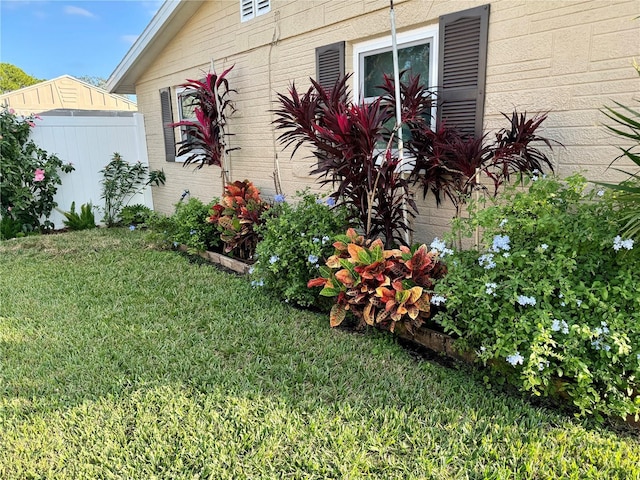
316;41;345;91
160;87;176;162
437;4;490;137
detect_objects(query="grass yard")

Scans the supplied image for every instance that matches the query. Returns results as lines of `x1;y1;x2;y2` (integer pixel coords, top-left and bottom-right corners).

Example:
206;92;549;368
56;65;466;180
0;229;638;479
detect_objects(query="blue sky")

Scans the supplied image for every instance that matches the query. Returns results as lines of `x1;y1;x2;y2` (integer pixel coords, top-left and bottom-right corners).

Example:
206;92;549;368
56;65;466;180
1;0;162;82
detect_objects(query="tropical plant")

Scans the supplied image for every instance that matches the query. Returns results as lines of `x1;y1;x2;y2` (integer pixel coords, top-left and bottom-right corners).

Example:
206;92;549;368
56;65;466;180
251;191;350;307
597;65;640;238
274;74;557;248
207;180;268;259
433;173;640;421
273;76;416;248
0;107;75;237
170;66;238;182
99;152;165;227
308;228;447;333
59;201;96;231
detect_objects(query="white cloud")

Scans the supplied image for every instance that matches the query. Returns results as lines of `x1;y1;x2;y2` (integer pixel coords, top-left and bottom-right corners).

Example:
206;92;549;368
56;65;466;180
121;34;139;45
64;5;96;18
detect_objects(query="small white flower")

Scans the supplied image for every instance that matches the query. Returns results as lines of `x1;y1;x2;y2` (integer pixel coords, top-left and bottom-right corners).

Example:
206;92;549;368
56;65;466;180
576;299;582;307
485;282;497;296
502;252;510;258
307;254;319;264
517;295;536;307
499;218;508;228
597;190;605;197
248;266;255;274
540;243;549;251
613;235;634;251
312;237;320;244
322;236;330;244
491;234;511;253
506;352;524;366
478;253;496;269
269;255;279;264
538;360;549;371
430;237;446;252
430;294;446;306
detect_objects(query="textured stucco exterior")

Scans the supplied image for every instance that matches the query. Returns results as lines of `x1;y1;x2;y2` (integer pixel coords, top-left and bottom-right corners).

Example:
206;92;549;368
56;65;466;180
1;75;137;116
132;0;640;243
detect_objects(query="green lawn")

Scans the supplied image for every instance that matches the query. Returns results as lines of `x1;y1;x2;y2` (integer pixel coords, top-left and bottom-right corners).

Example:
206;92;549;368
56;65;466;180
0;229;638;479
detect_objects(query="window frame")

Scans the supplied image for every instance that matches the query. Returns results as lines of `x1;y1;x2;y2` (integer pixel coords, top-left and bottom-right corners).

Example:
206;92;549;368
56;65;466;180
174;86;202;163
352;26;439;170
352;25;439;110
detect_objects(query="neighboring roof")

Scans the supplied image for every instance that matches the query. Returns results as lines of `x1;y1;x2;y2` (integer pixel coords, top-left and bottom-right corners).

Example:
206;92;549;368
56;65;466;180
38;109;136;117
106;0;205;95
0;75;137;115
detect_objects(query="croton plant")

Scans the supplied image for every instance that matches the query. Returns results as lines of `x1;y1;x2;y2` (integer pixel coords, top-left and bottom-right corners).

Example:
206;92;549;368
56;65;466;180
207;179;269;259
308;228;447;333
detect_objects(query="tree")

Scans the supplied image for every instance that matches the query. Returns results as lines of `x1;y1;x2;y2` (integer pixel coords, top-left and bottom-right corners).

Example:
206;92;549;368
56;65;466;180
77;75;108;90
0;63;42;93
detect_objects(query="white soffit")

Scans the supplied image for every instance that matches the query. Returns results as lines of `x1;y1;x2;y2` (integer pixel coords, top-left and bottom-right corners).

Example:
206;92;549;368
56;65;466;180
106;0;205;95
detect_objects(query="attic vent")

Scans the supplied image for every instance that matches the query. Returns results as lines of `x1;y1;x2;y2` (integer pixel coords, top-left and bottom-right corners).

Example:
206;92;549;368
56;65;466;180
316;42;345;92
438;4;489;137
241;0;270;22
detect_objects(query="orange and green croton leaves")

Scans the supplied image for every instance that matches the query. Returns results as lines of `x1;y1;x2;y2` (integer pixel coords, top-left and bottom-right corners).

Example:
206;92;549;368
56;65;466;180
307;228;446;332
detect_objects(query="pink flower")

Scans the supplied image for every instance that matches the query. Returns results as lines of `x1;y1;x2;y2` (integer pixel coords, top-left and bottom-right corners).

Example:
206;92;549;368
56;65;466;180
34;168;45;182
34;114;42;120
27;121;35;127
9;108;15;114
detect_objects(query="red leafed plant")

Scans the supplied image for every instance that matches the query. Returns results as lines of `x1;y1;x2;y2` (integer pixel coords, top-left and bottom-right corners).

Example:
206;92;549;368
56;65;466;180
308;228;447;332
171;66;238;180
206;179;269;259
273;76;417;248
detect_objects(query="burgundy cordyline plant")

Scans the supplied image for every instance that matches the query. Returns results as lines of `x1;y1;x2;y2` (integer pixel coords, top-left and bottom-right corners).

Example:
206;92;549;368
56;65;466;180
171;66;238;184
273;75;417;248
274;73;558;248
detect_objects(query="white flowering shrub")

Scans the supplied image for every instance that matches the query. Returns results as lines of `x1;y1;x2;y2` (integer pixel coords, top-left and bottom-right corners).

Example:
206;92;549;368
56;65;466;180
251;191;349;308
434;174;640;421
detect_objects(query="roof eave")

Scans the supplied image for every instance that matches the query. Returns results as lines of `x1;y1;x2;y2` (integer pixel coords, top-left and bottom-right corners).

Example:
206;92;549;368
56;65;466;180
106;0;205;95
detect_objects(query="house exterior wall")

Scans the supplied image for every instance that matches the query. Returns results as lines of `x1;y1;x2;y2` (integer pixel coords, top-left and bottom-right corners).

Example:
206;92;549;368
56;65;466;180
136;0;640;243
1;76;137;116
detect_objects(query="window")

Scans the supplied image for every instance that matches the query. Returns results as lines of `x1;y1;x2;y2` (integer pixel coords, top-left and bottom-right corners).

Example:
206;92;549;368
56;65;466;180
353;26;438;105
241;0;270;22
176;87;198;142
353;27;438;156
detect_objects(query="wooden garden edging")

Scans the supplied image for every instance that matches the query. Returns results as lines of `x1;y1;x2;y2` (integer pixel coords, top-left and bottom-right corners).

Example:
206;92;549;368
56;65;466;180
176;245;251;274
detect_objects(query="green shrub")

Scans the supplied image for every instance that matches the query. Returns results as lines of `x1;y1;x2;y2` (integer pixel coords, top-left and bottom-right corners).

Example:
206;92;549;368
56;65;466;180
59;201;96;231
120;204;153;226
170;197;220;253
433;173;640;421
0;107;75;236
251;191;349;308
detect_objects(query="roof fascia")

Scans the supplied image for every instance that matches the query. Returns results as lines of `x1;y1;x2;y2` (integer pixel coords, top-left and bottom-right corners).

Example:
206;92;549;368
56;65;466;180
106;0;205;95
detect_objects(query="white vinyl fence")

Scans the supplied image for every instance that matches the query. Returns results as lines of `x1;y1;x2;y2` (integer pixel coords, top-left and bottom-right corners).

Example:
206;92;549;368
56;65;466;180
29;111;152;228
